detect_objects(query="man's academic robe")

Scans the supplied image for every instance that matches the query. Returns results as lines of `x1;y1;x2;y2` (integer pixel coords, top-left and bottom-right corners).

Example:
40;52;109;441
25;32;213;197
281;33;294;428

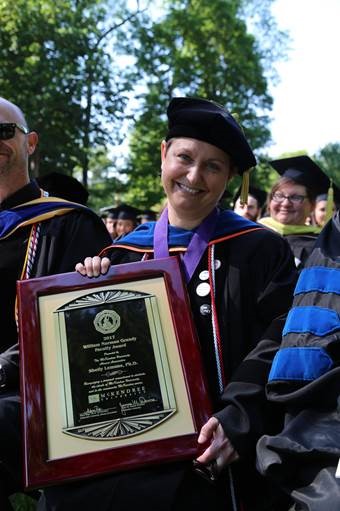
0;181;112;491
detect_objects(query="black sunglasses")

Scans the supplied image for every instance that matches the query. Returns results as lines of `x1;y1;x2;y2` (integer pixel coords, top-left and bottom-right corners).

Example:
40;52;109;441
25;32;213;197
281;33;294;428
0;123;29;140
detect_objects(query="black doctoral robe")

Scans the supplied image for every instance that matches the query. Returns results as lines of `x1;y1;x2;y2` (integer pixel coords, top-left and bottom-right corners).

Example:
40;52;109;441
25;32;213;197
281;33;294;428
256;211;340;511
39;210;297;511
0;181;112;494
258;217;320;270
284;233;319;269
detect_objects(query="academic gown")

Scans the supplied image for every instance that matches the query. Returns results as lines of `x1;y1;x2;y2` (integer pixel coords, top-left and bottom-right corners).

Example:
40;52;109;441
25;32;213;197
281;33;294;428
258;217;321;269
284;233;319;269
256;211;340;510
39;210;297;511
0;181;112;492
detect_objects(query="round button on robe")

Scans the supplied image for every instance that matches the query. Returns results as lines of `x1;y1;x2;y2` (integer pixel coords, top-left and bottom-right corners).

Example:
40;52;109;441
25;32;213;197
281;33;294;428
196;282;210;297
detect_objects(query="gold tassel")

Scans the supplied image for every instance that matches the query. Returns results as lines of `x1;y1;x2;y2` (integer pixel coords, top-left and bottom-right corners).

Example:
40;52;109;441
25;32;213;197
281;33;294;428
232;112;241;124
325;180;334;223
231;112;252;205
240;169;251;205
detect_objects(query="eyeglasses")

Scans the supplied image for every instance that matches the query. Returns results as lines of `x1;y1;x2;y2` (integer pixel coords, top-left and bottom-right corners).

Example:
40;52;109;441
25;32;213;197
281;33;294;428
0;123;29;140
272;192;307;205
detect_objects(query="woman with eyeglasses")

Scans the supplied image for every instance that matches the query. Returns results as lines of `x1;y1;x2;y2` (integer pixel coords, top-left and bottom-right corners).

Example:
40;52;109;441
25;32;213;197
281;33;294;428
259;156;330;269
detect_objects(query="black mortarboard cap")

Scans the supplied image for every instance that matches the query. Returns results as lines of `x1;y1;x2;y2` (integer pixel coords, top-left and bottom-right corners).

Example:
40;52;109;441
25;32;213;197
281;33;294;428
315;167;340;206
234;185;267;208
316;188;340;206
269;156;330;198
137;209;157;222
166;97;256;174
36;172;89;205
115;203;140;221
106;209;118;220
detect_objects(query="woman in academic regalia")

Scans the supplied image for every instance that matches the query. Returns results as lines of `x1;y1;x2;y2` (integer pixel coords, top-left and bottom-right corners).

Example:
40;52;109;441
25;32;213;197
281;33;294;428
39;97;297;511
259;156;331;269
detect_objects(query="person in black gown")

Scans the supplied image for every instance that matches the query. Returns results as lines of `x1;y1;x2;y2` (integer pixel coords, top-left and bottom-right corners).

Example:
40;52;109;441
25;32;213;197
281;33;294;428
0;97;112;510
39;97;297;511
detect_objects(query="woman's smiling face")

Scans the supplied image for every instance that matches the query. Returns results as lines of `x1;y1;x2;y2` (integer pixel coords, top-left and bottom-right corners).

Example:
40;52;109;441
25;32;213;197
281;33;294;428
161;138;233;228
269;181;313;225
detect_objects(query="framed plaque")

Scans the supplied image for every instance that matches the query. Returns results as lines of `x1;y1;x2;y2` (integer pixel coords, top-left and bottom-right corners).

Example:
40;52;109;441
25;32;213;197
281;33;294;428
17;257;212;489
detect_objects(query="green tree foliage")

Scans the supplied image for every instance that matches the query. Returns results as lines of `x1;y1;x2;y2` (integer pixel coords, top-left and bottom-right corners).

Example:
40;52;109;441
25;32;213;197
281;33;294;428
314;142;340;187
0;0;290;211
85;146;127;211
122;96;165;209
0;0;138;187
120;0;286;207
240;0;289;80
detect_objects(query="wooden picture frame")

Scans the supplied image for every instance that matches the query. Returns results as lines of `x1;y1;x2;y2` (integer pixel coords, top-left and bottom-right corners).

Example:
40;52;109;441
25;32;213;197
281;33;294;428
17;257;212;489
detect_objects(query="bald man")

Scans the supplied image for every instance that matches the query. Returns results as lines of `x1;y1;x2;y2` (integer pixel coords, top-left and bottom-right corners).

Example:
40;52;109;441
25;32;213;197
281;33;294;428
0;98;111;509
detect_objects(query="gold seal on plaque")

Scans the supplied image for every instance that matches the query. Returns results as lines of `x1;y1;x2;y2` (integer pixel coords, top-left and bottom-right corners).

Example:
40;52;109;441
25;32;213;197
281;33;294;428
93;309;121;335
